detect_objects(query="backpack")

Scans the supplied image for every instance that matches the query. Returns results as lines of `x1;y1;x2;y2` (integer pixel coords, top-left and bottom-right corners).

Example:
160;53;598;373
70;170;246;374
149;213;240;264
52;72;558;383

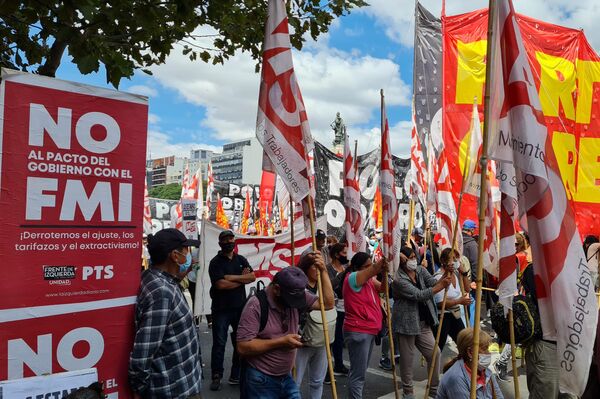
244;280;269;333
490;294;543;345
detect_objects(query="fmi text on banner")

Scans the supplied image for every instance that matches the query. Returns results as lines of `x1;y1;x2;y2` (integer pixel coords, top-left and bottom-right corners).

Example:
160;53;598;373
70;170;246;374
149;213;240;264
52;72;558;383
0;69;148;398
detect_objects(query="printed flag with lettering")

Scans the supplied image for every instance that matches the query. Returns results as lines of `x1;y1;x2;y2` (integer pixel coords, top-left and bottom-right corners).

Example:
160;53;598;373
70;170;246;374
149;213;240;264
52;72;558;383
255;0;314;204
488;0;597;394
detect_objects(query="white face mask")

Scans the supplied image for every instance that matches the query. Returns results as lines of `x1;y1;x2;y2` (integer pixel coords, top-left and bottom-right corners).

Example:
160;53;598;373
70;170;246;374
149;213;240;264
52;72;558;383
453;261;460;269
406;259;418;271
478;353;492;370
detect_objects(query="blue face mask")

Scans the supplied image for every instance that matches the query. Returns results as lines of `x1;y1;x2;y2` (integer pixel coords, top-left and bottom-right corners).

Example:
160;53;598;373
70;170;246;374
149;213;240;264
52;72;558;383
178;251;192;272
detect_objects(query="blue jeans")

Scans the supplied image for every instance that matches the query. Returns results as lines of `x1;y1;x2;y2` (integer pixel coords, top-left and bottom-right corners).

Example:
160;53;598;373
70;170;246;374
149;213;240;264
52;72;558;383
244;366;301;399
210;308;241;379
345;331;376;399
295;345;328;399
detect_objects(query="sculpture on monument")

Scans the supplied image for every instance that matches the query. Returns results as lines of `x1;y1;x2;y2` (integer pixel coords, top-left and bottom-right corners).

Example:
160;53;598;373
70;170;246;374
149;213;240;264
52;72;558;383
331;112;345;153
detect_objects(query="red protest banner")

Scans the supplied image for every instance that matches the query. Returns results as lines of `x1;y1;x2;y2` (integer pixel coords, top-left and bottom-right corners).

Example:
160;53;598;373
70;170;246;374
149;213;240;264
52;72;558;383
0;69;147;398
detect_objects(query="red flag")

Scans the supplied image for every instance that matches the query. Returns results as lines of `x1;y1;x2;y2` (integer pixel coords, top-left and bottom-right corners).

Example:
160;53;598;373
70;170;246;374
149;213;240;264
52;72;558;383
409;104;428;207
215;193;229;229
181;161;190;198
370;186;383;231
143;180;153;234
343;137;365;257
380;93;401;273
240;190;251;234
434;150;462;251
255;0;314;204
205;161;214;219
488;1;596;394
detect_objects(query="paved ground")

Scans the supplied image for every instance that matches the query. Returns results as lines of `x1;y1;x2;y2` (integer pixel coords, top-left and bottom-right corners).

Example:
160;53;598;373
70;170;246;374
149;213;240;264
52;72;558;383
186;293;529;399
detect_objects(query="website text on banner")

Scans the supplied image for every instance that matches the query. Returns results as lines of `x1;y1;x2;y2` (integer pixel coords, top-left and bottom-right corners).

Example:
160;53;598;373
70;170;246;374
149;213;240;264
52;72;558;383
443;8;600;236
0;69;148;399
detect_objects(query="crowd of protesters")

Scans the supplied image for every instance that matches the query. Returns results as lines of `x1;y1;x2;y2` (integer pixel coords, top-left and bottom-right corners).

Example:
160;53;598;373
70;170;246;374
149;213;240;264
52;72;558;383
128;224;600;399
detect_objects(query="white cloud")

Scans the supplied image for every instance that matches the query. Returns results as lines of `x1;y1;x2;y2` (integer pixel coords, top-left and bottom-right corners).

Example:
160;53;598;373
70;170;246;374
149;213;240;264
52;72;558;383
148;113;161;125
146;129;221;159
126;84;158;98
149;36;411;151
342;120;412;158
363;0;600;50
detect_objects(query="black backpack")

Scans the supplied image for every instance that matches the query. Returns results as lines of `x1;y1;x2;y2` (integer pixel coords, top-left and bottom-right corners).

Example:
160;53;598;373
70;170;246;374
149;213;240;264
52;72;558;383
244;280;269;333
490;294;543;345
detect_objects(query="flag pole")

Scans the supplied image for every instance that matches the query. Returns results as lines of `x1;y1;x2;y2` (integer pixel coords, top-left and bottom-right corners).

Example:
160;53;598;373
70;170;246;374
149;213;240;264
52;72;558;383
407;200;415;245
508;309;521;398
290;200;295;264
471;1;496;397
426;192;466;397
380;88;401;399
307;194;338;399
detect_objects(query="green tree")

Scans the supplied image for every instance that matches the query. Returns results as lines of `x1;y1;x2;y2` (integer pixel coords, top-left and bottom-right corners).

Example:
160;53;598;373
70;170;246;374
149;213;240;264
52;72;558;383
149;183;182;200
1;0;367;88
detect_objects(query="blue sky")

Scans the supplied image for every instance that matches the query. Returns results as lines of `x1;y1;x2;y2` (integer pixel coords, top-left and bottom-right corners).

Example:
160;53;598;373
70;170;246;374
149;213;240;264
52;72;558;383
53;0;599;159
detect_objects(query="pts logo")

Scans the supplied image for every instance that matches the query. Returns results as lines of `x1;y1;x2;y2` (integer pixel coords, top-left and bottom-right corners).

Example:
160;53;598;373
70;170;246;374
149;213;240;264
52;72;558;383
82;265;114;280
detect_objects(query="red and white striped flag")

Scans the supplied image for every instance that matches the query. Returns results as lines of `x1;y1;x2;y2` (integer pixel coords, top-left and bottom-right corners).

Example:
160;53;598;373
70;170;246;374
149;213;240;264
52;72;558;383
435;150;462;251
409;105;428;207
482;162;501;291
181;161;190;198
488;1;597;394
380;93;401;273
255;0;314;205
496;171;518;311
343;136;365;258
143;180;153;234
205;161;214;219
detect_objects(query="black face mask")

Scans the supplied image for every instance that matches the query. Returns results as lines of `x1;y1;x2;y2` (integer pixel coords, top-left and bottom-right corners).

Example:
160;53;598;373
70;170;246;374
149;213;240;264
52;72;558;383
338;255;349;265
220;242;235;253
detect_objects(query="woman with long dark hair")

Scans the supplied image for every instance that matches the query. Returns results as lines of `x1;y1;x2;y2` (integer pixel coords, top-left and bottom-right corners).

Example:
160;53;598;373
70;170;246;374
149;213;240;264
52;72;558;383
343;251;387;399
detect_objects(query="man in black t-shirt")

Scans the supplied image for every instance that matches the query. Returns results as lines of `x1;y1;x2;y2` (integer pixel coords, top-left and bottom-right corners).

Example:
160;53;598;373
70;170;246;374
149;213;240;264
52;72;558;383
208;230;256;391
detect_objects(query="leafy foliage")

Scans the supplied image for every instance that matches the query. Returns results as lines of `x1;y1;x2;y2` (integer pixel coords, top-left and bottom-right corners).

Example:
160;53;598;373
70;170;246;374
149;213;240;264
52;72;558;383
0;0;367;87
148;183;182;200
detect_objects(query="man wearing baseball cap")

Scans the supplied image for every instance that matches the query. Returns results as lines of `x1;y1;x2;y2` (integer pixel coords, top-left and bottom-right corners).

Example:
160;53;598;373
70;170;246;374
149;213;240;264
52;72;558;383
237;253;335;399
129;228;202;399
461;219;479;327
208;229;255;391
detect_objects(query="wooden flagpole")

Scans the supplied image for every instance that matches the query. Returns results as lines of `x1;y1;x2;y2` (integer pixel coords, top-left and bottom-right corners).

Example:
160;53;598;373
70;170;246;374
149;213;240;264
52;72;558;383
407;200;415;245
381;89;401;399
508;310;521;398
470;1;495;397
290;200;295;264
307;194;338;399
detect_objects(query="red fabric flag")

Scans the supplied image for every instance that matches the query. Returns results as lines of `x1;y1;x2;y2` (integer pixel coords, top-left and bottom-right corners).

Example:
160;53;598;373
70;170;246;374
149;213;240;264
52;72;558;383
434;149;462;251
181;161;190;198
343;137;365;257
240;190;251;234
488;1;597;394
216;193;229;229
205;161;214;219
255;0;314;204
409;105;428;207
380;94;401;273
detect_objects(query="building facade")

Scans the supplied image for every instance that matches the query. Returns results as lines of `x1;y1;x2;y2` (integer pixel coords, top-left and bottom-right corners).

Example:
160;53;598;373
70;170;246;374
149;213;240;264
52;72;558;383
211;137;262;185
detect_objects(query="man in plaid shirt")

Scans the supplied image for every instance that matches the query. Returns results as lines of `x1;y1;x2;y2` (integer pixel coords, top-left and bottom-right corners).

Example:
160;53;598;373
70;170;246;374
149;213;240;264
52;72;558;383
129;228;203;398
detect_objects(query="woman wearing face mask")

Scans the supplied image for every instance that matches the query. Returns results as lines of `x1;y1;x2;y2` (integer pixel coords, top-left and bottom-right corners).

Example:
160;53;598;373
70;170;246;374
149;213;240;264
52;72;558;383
327;243;351;377
343;252;388;399
434;248;472;352
392;246;451;399
436;328;503;399
295;253;337;399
